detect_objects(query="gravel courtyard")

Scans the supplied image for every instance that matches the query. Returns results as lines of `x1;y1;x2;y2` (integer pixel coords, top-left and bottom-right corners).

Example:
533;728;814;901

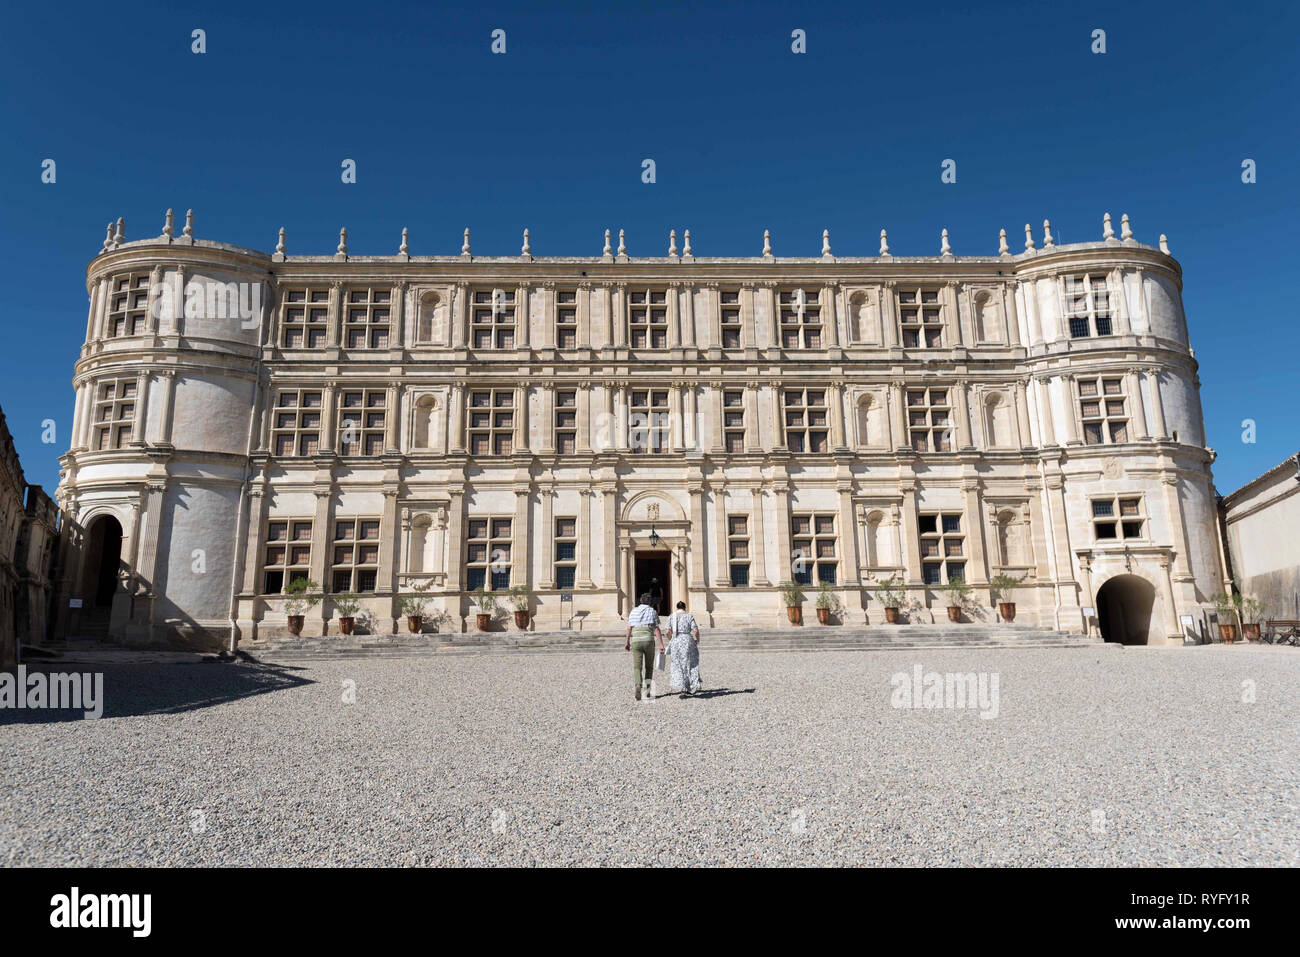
2;645;1296;867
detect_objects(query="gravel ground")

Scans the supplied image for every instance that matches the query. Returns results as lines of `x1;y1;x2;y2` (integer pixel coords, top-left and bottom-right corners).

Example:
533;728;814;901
2;645;1296;866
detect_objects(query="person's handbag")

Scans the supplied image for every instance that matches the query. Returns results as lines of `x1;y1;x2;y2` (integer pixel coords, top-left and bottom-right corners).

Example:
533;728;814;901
655;648;668;671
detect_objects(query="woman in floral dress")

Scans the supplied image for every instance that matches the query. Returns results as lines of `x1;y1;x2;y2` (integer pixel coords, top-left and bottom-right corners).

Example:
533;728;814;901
665;601;702;696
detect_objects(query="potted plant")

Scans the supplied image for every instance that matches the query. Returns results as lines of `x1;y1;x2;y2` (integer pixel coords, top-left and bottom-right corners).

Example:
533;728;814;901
508;584;532;630
780;581;806;625
397;588;432;634
814;582;841;625
941;580;973;623
282;577;320;636
871;576;908;624
473;587;499;632
1241;596;1265;642
989;573;1025;622
1211;592;1242;643
333;592;361;635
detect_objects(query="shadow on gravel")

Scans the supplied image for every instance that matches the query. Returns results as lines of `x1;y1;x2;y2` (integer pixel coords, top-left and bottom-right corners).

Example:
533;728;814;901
686;687;755;700
0;660;314;724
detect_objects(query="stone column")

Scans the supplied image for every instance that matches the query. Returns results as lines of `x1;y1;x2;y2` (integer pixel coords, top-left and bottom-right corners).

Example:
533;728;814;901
899;480;922;583
822;285;839;349
891;381;909;451
240;481;267;595
600;485;617;590
444;490;465;593
1146;367;1168;438
1014;379;1032;449
743;381;759;452
130;372;152;445
377;486;400;619
683;383;698;451
829;381;847;450
944;281;963;346
670;382;685;451
1035;377;1057;446
613;284;628;349
577;488;594;589
952;380;972;449
327;281;343;348
1158;554;1180;640
881;281;897;349
577;381;592;453
391;281;407;349
962;480;989;583
615;384;629;451
710;381;725;453
740;283;756;350
1110;268;1131;335
667;282;681;350
681;284;696;348
599;283;613;350
764;284;780;349
455;282;470;348
320;381;338;454
1003;283;1021;346
539;385;555;454
752;487;770;585
449;382;466;453
309;486;334;602
515;283;530;350
71;381;89;450
1126;371;1149;439
771;385;786;452
385;384;401;453
688;484;707;587
514;384;528;452
837;483;860;585
772;481;793;583
1061;374;1081;445
712;481;729;587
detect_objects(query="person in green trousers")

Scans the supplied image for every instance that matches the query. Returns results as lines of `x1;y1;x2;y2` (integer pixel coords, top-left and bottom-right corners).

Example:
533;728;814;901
625;592;665;701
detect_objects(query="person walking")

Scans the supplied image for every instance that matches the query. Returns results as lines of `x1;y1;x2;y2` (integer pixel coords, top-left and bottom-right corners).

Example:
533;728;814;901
625;593;664;701
665;600;702;696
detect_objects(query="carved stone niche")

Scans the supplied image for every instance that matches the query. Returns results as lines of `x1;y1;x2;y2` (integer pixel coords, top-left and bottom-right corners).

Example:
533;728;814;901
844;287;880;345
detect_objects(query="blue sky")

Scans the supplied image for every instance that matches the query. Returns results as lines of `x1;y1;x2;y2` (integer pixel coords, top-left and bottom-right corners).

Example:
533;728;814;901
1;0;1296;493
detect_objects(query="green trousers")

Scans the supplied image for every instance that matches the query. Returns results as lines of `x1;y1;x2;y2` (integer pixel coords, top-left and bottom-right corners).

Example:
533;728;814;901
631;639;656;689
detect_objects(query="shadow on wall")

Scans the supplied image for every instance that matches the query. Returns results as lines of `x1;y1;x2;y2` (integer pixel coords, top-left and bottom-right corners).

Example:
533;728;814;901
1096;574;1156;645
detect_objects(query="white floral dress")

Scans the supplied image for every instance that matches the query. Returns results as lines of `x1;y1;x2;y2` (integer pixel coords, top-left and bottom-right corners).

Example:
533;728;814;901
666;612;702;693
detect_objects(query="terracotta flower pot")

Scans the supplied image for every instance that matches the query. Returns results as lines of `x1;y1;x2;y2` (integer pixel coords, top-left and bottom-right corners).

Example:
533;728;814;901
947;606;962;623
407;615;422;634
884;607;900;624
998;601;1016;622
1219;623;1238;644
787;605;803;625
339;616;355;636
816;607;831;625
513;610;529;630
287;614;304;636
1243;623;1260;642
476;613;491;632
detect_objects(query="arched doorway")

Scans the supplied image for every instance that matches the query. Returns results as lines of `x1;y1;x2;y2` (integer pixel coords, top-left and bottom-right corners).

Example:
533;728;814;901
1096;574;1156;645
83;515;123;609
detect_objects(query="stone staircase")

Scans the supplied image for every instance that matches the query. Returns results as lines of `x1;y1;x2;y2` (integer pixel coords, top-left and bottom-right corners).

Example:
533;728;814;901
247;623;1106;661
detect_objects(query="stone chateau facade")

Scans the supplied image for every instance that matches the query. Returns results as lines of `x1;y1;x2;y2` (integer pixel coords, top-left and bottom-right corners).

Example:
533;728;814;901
0;406;58;666
54;212;1230;649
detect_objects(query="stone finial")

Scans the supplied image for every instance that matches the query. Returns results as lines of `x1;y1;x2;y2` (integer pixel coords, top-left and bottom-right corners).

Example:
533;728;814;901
617;229;627;257
1120;213;1133;242
521;228;531;257
998;228;1010;256
182;209;194;238
603;228;612;257
113;217;125;245
275;227;286;256
879;229;890;256
762;229;773;258
101;222;114;253
1042;219;1055;247
162;208;175;239
1159;233;1170;255
400;227;410;256
821;229;833;259
1102;212;1115;241
337;227;348;257
1024;223;1035;252
940;228;951;256
669;229;678;257
683;229;692;257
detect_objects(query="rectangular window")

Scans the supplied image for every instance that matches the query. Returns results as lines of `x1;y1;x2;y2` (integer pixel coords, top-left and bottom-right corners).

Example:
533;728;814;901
897;287;943;348
555;289;578;349
271;389;323;457
93;379;137;450
281;287;330;349
1092;496;1145;541
906;387;952;452
779;289;822;349
343;287;391;349
262;520;312;594
724;390;746;453
554;390;577;453
791;513;837;585
919;513;965;584
629;389;670;453
466;518;512;591
472;289;516;349
337;390;386;456
107;273;150;338
330;518;380;593
1078;377;1129;445
1064;275;1114;338
467;390;515;456
783;388;828;453
554;517;577;589
728;515;750;587
628;288;668;349
720;290;742;348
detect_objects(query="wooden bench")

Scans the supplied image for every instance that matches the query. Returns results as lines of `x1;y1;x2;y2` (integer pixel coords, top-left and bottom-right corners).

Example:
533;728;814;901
1263;620;1300;646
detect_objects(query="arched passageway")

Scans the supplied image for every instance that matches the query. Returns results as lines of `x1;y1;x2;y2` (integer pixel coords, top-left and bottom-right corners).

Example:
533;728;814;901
1096;574;1156;645
83;515;123;609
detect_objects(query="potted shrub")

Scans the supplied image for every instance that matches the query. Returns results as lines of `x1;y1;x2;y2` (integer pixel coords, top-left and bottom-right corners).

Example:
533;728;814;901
283;577;320;636
871;576;908;624
989;573;1025;622
508;584;532;630
942;580;972;623
780;582;806;625
1211;592;1242;643
397;588;432;634
1241;596;1265;642
333;593;361;635
814;582;842;625
473;587;499;632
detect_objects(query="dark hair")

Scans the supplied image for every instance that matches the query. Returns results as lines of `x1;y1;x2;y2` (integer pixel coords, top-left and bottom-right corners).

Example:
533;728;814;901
676;601;686;610
639;593;654;606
